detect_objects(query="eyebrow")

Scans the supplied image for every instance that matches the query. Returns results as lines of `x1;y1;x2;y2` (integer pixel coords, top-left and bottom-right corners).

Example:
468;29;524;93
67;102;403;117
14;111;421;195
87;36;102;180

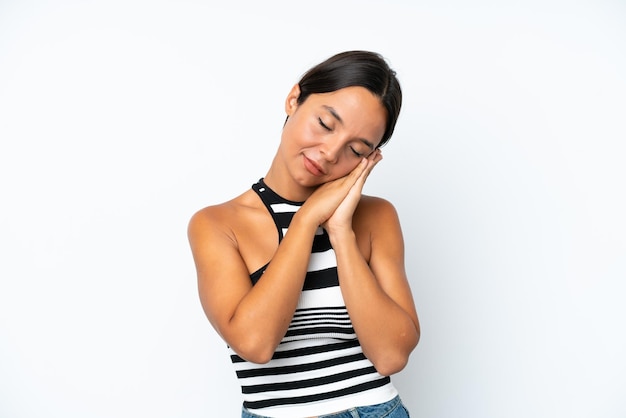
322;105;375;150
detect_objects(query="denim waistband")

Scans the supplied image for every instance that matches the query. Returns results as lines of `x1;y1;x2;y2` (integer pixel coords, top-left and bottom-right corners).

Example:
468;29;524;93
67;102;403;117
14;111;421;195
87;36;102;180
242;395;409;418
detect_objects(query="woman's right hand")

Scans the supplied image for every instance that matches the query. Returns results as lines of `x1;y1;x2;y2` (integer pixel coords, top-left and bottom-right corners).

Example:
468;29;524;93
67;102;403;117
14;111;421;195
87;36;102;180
299;158;371;227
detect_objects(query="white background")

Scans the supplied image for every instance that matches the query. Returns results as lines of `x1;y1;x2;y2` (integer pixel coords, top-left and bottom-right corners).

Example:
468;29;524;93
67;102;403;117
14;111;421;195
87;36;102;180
1;1;625;417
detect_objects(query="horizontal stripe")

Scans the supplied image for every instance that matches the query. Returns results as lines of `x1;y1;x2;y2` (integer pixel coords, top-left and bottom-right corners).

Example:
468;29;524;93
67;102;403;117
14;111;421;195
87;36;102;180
292;306;347;316
231;340;360;364
286;326;354;336
243;377;392;410
289;317;351;325
251;385;398;418
235;353;367;379
282;228;332;251
281;226;324;236
288;317;352;326
242;366;377;394
290;310;349;317
242;368;385;402
307;248;336;271
303;267;338;290
236;359;376;387
270;203;302;213
274;338;359;355
297;287;346;309
284;325;355;339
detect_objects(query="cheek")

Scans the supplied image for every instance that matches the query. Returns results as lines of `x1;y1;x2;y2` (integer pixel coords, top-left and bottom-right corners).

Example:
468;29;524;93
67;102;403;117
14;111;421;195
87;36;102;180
330;159;361;180
283;117;316;147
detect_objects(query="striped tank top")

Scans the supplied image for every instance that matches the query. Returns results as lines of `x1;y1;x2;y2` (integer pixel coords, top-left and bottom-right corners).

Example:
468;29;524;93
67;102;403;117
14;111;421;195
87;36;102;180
230;179;397;418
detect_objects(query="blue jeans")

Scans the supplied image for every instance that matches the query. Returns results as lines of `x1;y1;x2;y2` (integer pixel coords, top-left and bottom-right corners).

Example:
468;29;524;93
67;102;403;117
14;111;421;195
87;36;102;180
241;395;410;417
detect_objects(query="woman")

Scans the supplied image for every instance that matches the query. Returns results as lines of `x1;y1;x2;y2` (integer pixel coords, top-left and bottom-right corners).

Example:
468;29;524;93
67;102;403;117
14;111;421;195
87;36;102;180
188;51;420;418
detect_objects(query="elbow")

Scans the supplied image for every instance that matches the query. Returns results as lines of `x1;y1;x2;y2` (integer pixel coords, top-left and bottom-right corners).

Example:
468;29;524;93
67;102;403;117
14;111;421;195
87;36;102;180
241;353;272;364
222;316;283;364
371;353;409;376
240;350;274;365
231;337;277;364
370;333;419;376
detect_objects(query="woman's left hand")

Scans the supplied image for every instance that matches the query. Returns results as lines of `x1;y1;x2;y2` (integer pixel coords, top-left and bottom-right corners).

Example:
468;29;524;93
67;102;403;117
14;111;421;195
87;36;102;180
323;149;382;234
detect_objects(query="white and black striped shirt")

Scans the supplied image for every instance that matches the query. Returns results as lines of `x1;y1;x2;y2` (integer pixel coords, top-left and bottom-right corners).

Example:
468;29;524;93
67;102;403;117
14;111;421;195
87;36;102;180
229;180;397;418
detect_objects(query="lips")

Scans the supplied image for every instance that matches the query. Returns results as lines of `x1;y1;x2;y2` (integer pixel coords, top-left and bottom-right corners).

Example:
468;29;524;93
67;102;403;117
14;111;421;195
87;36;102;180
303;155;326;176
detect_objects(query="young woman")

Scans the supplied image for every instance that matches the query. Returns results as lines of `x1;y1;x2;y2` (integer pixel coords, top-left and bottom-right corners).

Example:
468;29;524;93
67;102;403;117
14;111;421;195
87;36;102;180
188;51;420;418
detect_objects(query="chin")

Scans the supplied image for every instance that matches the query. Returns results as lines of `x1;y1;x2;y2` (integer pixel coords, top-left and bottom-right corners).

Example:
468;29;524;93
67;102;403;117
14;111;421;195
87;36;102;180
297;177;325;188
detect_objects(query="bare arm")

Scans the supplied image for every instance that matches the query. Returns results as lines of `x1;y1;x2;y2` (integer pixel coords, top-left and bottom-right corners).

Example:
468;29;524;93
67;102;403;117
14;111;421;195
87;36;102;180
323;151;420;375
188;159;374;363
188;206;319;363
329;198;420;376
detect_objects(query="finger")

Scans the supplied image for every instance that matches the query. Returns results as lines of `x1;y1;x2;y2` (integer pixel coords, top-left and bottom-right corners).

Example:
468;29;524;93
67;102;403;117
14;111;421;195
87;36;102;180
370;149;383;163
346;157;369;183
353;161;377;191
361;150;383;178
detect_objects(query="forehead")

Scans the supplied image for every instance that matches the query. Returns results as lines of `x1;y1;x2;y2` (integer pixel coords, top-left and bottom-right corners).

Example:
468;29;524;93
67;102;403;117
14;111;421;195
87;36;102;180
308;86;382;109
307;86;387;142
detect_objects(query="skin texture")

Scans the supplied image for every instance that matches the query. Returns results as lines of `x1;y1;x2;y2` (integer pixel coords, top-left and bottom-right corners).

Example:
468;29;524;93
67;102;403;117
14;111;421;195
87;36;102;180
188;85;420;375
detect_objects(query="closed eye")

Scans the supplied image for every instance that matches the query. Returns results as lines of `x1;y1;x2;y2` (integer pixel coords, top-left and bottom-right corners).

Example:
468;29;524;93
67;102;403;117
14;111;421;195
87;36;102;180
318;118;332;131
350;146;364;157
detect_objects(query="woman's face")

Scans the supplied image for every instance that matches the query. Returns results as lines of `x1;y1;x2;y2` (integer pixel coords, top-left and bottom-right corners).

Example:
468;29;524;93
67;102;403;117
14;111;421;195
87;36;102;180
279;85;387;188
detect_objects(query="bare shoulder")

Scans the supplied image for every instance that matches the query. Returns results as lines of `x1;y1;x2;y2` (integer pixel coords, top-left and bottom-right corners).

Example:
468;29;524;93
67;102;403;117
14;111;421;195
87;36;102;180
352;195;402;262
188;190;260;242
188;189;277;274
357;194;397;210
354;194;400;227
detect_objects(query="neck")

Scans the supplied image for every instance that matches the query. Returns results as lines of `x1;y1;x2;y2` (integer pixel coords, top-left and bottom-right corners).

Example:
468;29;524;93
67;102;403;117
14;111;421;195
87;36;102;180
263;156;317;202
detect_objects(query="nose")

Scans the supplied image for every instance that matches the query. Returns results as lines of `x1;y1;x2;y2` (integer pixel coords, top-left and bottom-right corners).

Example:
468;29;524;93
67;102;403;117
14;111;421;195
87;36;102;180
319;139;341;164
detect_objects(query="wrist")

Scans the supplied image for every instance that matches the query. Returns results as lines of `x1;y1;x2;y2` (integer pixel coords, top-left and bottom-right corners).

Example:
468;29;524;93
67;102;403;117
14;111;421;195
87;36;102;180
326;226;356;247
292;208;323;232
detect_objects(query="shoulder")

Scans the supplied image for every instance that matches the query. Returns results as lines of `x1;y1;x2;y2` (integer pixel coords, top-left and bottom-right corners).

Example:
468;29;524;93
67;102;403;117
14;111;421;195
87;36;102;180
187;189;261;246
350;195;404;264
353;195;403;253
355;194;399;222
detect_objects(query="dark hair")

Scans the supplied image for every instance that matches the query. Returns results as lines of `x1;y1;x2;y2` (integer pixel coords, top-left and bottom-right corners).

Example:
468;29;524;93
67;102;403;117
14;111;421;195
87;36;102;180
296;50;402;148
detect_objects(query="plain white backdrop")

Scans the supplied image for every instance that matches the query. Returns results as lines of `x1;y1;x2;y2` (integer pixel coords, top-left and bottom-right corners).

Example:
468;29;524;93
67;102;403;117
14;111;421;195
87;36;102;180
1;1;625;417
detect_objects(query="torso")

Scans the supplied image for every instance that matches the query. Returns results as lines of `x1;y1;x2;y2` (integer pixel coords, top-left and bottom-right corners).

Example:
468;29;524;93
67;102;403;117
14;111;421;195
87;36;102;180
225;180;397;417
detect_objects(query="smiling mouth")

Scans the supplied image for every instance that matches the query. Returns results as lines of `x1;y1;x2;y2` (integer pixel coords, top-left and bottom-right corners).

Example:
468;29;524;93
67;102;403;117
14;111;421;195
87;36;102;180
303;156;326;176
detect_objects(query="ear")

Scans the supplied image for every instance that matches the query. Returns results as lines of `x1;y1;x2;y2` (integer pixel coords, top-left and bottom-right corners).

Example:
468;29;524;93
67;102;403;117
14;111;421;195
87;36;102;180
284;84;301;116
